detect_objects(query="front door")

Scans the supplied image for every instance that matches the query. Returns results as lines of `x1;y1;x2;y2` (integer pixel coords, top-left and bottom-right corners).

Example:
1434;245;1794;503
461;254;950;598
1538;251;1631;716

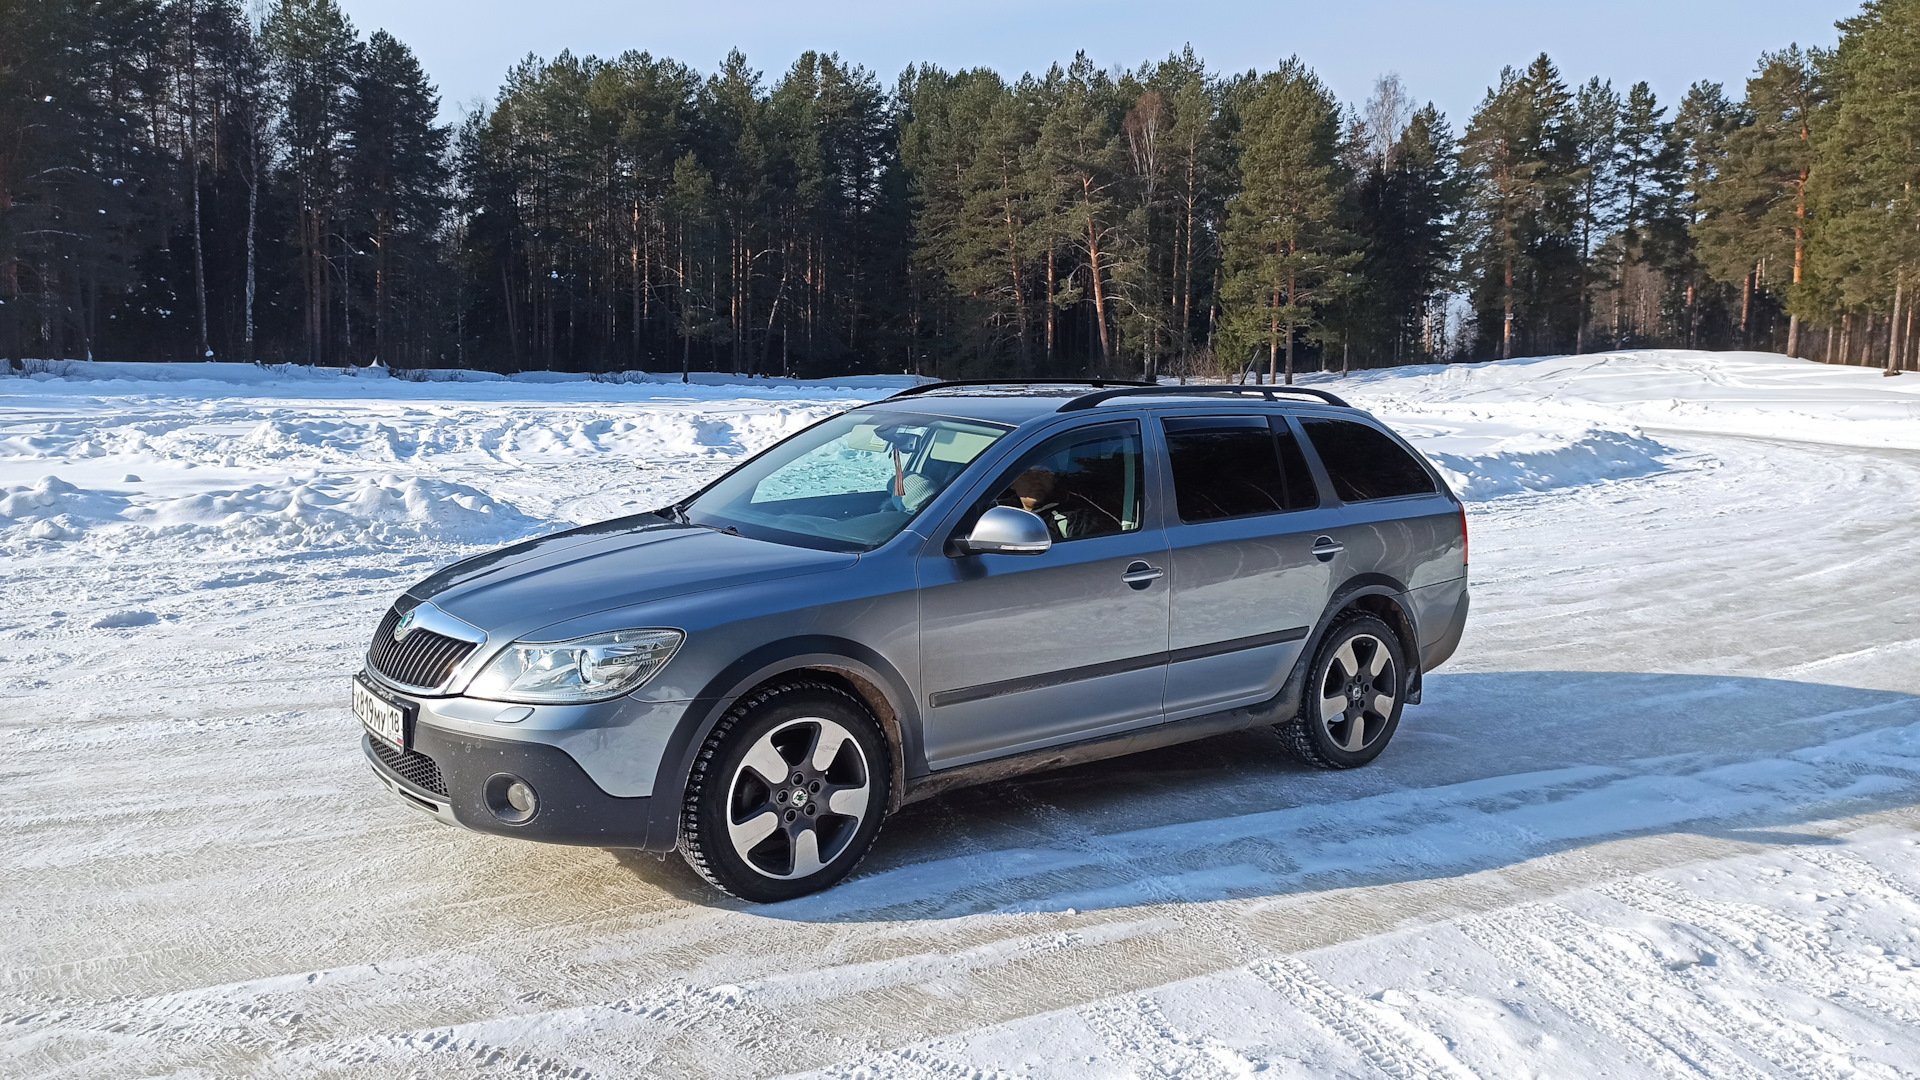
917;419;1171;770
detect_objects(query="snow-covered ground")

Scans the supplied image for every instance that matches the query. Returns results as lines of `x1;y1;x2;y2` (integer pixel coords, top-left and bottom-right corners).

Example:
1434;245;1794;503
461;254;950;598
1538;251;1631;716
3;350;1919;1079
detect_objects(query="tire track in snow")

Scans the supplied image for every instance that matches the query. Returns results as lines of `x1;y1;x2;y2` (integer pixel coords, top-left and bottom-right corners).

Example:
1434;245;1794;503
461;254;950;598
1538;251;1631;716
1459;903;1774;1079
1792;846;1920;910
286;923;1169;1078
1588;875;1917;1080
808;1046;1022;1080
1600;876;1920;1029
280;980;762;1078
1248;956;1477;1080
329;1030;595;1079
1078;994;1257;1080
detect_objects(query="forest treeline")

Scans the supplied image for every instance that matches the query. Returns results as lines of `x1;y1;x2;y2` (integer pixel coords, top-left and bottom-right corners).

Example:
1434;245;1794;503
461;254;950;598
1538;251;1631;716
7;0;1920;379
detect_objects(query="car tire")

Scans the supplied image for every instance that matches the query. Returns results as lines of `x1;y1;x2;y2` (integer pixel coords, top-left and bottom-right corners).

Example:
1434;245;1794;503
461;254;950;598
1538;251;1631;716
1280;611;1407;769
678;681;890;903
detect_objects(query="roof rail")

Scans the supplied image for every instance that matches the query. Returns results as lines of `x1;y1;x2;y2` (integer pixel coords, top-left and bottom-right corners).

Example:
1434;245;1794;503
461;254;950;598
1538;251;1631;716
887;378;1152;399
1057;384;1353;412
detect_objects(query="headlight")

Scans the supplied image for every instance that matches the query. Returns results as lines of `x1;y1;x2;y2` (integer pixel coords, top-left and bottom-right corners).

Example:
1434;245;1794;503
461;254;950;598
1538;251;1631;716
466;628;683;704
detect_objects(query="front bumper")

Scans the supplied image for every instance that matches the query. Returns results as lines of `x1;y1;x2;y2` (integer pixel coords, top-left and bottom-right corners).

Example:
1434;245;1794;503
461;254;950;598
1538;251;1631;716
362;723;664;849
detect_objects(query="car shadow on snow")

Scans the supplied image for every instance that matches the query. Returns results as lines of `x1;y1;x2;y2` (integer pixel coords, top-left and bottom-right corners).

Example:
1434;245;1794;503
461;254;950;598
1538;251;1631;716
617;670;1920;920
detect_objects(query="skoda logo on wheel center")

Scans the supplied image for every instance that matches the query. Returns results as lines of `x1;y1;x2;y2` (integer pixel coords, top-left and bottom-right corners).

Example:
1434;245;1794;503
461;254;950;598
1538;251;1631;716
350;380;1469;903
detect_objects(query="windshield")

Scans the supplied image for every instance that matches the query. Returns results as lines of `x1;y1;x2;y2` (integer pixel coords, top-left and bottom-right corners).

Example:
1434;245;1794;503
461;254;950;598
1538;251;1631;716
682;410;1010;551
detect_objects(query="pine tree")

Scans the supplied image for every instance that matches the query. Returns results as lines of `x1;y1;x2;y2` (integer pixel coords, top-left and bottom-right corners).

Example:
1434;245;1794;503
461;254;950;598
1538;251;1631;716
901;69;1042;370
263;0;359;364
1569;77;1620;351
1458;55;1581;359
1341;82;1459;368
1674;80;1741;346
1152;50;1230;374
1035;55;1129;372
1610;82;1686;347
768;52;903;375
1;0;166;362
343;30;449;367
597;51;699;366
1697;48;1825;351
1810;1;1920;372
1218;58;1352;384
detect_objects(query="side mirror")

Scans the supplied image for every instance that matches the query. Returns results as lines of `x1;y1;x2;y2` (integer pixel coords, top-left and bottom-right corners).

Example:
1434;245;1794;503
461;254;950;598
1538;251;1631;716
954;505;1052;556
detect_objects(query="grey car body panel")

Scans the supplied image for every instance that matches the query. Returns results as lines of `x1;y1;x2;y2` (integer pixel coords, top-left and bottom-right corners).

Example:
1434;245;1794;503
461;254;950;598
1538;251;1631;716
415;518;857;655
1161;436;1336;718
913;412;1173;769
359;390;1470;847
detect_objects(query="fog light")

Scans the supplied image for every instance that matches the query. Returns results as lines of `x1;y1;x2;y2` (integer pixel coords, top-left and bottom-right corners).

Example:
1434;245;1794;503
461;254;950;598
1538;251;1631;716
484;773;539;824
506;781;536;814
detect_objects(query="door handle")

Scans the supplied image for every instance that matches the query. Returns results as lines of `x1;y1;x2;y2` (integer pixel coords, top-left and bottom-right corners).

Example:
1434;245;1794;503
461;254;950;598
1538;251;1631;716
1121;561;1165;588
1310;536;1344;561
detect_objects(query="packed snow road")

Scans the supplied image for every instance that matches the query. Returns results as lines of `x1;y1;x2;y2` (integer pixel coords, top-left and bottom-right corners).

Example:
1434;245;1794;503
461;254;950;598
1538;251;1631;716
3;352;1919;1078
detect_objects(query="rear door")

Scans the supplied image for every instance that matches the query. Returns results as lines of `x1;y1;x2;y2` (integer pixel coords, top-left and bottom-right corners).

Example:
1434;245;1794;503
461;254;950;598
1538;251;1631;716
1294;414;1462;657
1161;413;1340;718
916;418;1171;770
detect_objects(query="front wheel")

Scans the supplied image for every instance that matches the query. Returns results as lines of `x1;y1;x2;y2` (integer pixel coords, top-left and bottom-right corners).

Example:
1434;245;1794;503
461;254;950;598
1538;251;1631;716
678;681;890;903
1280;612;1407;769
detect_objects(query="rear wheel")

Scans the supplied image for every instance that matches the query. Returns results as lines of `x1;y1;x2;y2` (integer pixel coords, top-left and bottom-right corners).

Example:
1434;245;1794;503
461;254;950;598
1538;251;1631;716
1280;612;1407;769
678;681;889;903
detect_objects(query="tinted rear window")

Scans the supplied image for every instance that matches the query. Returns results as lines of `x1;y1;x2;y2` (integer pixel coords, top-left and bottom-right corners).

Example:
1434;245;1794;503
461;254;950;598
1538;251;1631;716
1164;416;1316;521
1299;417;1436;502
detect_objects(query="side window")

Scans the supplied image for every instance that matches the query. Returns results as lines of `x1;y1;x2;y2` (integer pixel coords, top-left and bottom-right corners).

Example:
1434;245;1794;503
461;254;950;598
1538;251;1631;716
1163;416;1291;522
1299;417;1437;502
987;421;1143;543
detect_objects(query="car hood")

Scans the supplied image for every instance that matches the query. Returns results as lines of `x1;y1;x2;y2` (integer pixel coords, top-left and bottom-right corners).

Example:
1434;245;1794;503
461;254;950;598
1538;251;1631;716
406;512;859;637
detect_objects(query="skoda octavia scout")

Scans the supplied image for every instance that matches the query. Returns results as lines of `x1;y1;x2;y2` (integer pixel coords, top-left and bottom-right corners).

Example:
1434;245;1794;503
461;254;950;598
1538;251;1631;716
353;381;1470;902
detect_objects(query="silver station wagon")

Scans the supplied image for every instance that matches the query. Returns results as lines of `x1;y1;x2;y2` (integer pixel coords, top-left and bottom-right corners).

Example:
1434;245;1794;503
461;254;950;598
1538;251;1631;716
354;382;1470;901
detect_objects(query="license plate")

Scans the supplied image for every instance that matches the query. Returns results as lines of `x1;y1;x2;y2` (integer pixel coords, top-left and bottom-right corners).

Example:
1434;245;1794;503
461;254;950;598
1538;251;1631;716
353;674;412;750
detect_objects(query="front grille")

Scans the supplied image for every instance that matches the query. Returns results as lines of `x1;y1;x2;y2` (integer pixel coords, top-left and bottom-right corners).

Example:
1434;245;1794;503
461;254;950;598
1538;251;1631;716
368;605;478;691
367;734;449;798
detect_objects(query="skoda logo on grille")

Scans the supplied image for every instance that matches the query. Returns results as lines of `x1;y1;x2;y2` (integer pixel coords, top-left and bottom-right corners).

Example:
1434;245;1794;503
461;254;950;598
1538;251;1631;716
393;609;419;642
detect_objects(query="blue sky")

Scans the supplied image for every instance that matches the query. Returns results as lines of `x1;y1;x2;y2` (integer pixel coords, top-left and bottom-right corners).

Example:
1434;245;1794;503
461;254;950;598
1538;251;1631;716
340;0;1860;125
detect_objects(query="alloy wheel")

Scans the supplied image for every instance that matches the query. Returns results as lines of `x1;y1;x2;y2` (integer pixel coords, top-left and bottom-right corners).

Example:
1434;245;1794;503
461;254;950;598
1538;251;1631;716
1316;633;1398;753
725;716;872;879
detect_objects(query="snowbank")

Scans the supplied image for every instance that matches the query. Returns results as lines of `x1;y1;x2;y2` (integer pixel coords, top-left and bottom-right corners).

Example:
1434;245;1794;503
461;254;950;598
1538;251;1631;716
1394;420;1674;499
0;472;537;552
1307;349;1920;452
2;351;1910;567
9;357;924;396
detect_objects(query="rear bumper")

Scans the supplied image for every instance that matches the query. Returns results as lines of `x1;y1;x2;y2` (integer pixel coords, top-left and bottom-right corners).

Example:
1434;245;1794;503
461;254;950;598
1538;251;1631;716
363;725;665;850
1419;584;1469;673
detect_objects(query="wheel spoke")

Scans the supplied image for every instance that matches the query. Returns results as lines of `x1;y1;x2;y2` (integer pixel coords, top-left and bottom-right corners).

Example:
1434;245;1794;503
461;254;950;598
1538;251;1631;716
727;809;779;853
739;737;792;789
826;780;869;819
1319;692;1349;724
1369;690;1396;718
789;827;824;879
811;721;852;772
1341;714;1369;752
1331;641;1360;680
1365;641;1391;679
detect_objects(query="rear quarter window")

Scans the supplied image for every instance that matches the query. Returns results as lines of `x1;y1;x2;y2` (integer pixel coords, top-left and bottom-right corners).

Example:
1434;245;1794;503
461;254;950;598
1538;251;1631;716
1299;417;1436;502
